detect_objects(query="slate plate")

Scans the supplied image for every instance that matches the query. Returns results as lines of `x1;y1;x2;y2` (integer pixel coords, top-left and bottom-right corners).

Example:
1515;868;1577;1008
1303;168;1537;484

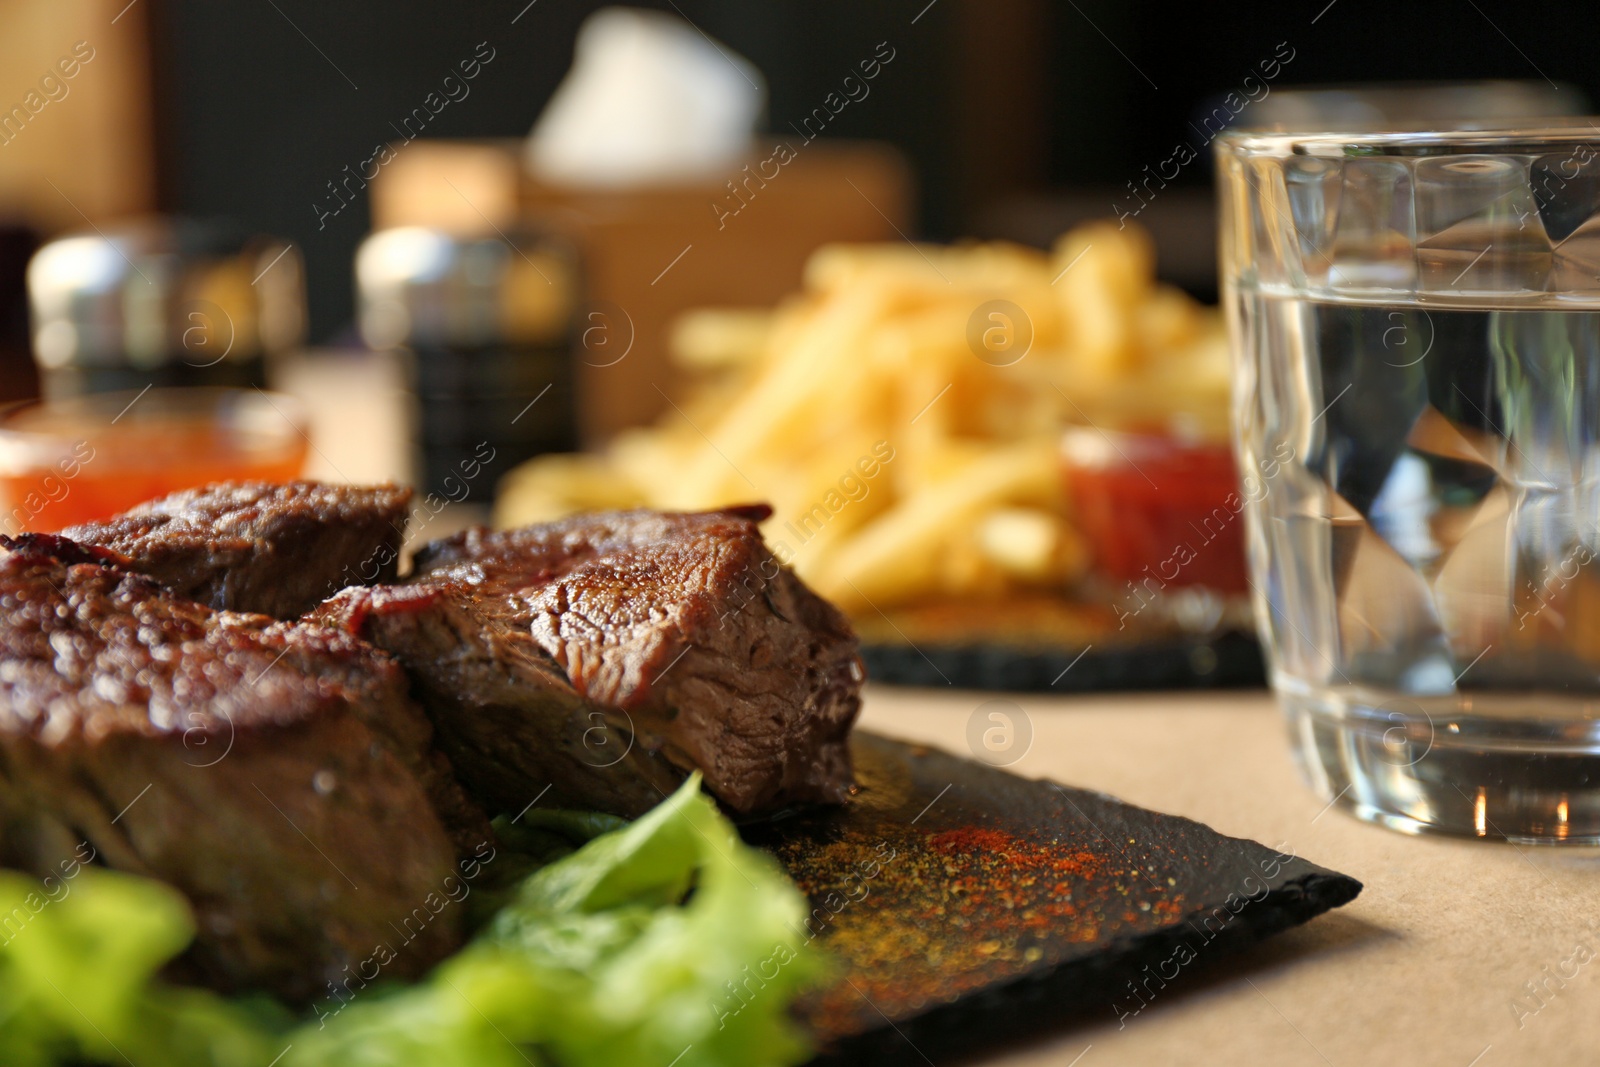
745;732;1361;1065
849;596;1265;692
860;630;1265;692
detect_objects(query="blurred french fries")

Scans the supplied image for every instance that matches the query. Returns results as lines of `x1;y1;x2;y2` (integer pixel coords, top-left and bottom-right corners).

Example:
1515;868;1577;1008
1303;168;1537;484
667;308;775;373
496;221;1229;615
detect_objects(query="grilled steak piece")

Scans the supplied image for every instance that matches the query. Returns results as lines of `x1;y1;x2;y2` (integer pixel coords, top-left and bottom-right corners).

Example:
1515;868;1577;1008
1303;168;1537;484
59;481;412;620
316;506;864;818
0;537;488;1003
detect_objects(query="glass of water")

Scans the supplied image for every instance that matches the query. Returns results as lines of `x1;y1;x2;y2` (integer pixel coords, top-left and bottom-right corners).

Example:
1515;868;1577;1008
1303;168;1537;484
1218;122;1600;842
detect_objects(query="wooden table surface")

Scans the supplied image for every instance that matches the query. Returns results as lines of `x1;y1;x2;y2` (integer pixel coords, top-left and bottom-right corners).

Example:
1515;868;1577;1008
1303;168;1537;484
283;349;1599;1067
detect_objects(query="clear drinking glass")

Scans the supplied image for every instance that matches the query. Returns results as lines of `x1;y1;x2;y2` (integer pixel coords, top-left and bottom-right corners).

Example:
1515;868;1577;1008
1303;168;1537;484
1218;121;1600;842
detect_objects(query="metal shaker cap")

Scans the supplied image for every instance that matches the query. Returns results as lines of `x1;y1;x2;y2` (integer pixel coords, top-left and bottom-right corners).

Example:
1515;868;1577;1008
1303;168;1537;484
27;217;304;372
356;226;574;349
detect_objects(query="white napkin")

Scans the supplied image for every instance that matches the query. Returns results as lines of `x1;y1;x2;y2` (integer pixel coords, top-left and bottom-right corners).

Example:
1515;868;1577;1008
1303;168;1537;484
525;7;765;187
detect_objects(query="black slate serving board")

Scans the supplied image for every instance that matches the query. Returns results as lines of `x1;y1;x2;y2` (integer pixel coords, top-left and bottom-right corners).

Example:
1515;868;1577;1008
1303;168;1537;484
747;732;1360;1064
860;630;1265;692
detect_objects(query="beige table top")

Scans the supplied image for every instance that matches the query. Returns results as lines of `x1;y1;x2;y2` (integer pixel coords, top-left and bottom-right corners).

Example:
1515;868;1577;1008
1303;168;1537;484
858;686;1599;1067
281;351;1592;1066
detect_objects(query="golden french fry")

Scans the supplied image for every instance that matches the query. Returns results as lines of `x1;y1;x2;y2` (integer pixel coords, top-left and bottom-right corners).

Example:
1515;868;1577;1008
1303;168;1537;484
977;507;1067;582
806;240;1051;301
810;440;1058;611
493;452;643;527
668;308;775;371
1053;223;1156;380
674;284;892;502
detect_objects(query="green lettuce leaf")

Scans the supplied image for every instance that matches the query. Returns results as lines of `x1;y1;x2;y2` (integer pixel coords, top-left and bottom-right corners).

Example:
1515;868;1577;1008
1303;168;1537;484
0;867;283;1067
0;775;825;1067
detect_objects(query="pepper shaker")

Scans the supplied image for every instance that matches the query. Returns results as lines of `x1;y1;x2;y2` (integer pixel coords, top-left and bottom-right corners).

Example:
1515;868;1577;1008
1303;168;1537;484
27;218;304;399
356;225;579;503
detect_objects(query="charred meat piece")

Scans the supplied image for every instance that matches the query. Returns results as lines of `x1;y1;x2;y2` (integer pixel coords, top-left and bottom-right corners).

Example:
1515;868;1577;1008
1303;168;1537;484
315;580;684;821
316;506;864;818
58;480;412;619
0;537;488;1003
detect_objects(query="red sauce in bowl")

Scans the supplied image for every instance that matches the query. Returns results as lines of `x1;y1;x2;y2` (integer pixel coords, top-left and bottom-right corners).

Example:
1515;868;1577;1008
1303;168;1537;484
0;388;309;533
1061;428;1248;595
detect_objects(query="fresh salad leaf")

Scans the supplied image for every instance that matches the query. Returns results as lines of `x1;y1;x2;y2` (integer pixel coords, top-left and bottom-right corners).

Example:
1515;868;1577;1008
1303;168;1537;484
0;868;283;1067
0;775;826;1067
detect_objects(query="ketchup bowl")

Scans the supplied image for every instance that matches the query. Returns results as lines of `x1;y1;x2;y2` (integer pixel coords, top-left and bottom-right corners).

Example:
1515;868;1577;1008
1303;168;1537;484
1061;425;1249;628
0;387;309;533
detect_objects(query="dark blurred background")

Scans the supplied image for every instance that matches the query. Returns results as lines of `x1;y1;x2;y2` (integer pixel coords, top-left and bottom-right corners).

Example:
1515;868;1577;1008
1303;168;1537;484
131;0;1600;339
7;0;1600;348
